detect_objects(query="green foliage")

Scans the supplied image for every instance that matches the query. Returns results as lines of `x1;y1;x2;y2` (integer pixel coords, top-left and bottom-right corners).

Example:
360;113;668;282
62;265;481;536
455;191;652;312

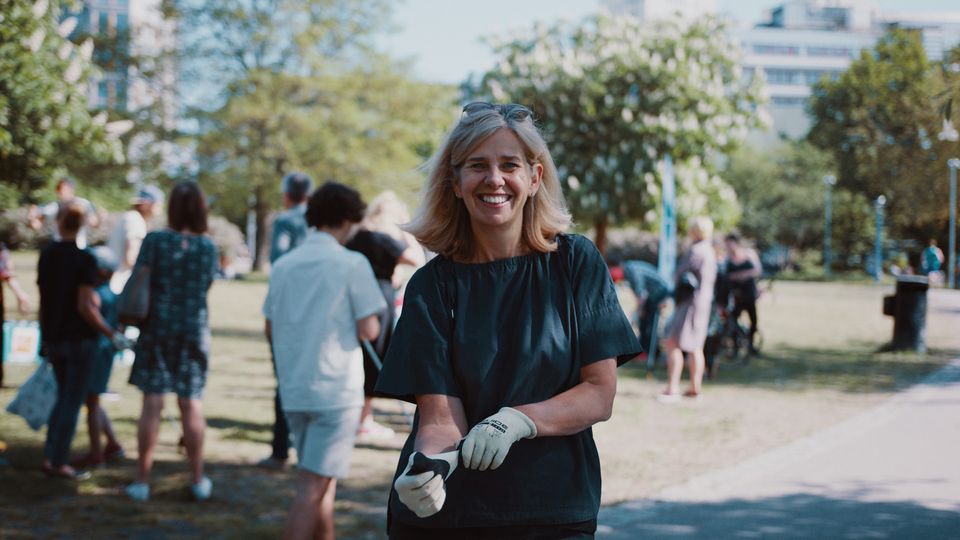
469;13;767;250
196;64;455;227
725;141;874;269
0;0;122;202
178;0;455;267
808;29;960;239
725;141;832;250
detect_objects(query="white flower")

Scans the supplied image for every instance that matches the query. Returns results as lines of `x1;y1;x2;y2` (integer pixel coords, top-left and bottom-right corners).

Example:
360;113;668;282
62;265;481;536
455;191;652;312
58;17;77;38
27;28;45;52
63;57;82;83
79;39;94;61
32;0;49;18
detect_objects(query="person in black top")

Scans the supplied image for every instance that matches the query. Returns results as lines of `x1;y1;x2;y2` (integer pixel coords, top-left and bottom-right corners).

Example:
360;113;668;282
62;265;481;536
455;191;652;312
346;224;420;439
374;102;642;539
723;233;762;354
37;203;130;480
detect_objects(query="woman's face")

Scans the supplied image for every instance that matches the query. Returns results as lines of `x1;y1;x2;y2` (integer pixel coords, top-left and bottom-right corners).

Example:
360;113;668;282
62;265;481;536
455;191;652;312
455;128;542;238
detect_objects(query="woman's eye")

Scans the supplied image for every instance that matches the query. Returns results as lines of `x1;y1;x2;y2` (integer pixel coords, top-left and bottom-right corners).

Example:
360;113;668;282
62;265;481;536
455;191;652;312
501;162;520;172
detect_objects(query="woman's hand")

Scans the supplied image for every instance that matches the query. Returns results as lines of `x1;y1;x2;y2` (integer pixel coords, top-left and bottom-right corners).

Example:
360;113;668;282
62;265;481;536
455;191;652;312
460;407;536;471
394;450;459;518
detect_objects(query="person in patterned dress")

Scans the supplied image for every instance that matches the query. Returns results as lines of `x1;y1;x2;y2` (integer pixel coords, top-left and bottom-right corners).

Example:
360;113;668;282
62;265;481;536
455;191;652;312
124;182;219;502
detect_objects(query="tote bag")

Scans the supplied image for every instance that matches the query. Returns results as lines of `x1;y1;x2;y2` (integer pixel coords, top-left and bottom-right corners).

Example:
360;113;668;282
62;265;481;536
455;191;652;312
117;252;151;326
5;361;57;431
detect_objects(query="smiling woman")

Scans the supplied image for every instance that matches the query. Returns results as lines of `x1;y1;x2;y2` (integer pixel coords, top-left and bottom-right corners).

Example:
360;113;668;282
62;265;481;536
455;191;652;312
374;103;642;539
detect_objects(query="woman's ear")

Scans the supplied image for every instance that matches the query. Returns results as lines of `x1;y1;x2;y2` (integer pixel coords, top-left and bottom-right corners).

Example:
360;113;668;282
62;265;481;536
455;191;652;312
530;162;543;196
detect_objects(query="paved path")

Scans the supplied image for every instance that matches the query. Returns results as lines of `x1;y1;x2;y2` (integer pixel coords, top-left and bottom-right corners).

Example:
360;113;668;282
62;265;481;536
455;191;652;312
598;358;960;539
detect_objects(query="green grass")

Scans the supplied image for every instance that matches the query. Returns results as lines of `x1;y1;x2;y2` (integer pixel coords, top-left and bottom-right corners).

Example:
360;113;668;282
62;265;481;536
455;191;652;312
2;250;960;537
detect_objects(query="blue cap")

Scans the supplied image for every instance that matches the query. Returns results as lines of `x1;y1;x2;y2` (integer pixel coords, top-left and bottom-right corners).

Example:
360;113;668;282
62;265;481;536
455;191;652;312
133;185;164;205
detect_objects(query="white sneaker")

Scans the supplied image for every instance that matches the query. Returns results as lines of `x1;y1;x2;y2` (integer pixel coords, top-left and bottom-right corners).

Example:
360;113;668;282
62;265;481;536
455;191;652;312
357;419;395;440
125;482;150;502
191;476;212;501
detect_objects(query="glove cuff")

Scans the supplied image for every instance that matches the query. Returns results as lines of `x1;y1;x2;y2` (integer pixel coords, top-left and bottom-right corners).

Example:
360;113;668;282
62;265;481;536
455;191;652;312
501;407;538;439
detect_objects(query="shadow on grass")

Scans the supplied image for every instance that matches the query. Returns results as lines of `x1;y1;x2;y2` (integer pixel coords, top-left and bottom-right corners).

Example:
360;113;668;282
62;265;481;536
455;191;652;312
623;346;958;394
0;437;390;540
209;327;266;342
599;492;960;538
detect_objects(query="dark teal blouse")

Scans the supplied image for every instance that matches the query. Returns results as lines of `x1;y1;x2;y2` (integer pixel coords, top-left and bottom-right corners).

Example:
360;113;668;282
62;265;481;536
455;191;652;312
375;234;641;529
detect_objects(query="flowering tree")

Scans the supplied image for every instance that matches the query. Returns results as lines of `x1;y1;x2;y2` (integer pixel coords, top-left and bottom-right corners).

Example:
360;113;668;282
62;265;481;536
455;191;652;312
0;0;121;206
469;13;767;252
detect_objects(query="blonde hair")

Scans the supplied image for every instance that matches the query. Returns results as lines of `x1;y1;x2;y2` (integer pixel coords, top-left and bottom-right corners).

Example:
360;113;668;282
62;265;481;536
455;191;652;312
405;105;571;260
689;216;714;242
364;191;411;242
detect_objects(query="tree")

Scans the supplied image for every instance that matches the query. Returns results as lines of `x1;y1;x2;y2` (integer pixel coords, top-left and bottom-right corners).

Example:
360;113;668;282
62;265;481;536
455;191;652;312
724;140;874;269
0;0;121;207
63;0;186;210
177;0;452;269
809;30;960;240
195;62;454;232
468;13;766;252
725;141;832;250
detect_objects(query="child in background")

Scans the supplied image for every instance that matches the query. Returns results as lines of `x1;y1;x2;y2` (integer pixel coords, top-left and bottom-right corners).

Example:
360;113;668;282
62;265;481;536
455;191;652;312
72;247;126;469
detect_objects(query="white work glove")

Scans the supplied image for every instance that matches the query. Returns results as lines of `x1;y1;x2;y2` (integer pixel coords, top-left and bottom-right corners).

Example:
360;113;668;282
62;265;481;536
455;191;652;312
460;407;537;471
394;449;459;518
111;332;134;351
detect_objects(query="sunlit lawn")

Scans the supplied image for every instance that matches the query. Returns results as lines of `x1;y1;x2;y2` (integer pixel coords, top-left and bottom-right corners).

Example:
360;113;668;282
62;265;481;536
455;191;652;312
2;250;958;538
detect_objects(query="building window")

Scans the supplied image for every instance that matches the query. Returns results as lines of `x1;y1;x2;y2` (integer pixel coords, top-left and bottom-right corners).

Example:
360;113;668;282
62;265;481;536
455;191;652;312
771;96;808;106
116;81;128;112
98;10;109;34
766;69;802;85
753;44;800;56
807;46;852;57
804;70;826;85
97;80;109;108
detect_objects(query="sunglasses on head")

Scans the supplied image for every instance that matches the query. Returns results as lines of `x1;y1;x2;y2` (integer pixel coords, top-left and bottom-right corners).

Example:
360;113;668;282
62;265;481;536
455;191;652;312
461;102;533;121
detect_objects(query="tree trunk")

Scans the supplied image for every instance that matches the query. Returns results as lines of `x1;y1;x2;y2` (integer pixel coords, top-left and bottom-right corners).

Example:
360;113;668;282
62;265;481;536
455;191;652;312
594;217;608;257
253;184;267;271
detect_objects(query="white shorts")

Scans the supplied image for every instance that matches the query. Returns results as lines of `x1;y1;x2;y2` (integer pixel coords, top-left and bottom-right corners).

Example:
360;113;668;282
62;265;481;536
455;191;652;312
285;407;362;479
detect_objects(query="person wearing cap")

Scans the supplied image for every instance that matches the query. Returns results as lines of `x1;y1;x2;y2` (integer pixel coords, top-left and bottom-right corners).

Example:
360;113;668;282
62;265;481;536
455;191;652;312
72;246;127;469
29;176;100;249
107;185;164;294
259;172;313;469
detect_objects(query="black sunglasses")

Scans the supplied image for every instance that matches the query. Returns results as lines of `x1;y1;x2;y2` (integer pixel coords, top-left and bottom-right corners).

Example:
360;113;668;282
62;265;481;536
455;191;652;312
461;102;532;121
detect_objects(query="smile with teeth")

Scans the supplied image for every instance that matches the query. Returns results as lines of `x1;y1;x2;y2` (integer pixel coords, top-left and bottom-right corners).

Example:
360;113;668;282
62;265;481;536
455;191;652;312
479;194;511;206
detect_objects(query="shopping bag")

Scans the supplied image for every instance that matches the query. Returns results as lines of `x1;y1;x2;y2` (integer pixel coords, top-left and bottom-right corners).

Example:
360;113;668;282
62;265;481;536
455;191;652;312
2;320;42;364
5;361;58;431
117;262;151;325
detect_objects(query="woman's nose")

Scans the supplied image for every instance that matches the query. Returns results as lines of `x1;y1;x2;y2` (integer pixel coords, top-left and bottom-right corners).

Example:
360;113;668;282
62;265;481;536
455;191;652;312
484;168;505;186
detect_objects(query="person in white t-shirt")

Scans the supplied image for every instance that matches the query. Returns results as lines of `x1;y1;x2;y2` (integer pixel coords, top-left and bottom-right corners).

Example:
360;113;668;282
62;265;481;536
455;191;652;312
107;185;164;293
262;181;385;540
28;177;100;248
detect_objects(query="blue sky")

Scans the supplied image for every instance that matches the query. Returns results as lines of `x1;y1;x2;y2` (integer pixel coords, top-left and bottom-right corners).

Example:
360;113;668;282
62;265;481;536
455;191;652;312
378;0;958;84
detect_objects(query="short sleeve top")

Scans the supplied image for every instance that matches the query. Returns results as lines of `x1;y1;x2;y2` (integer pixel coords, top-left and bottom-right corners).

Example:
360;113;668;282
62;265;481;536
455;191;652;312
136;230;218;342
269;205;308;264
346;229;405;281
37;242;99;342
375;234;642;528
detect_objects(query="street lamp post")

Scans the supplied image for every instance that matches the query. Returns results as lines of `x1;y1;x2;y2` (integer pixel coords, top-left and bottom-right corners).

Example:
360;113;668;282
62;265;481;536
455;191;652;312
823;175;836;277
948;159;960;289
874;195;886;283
